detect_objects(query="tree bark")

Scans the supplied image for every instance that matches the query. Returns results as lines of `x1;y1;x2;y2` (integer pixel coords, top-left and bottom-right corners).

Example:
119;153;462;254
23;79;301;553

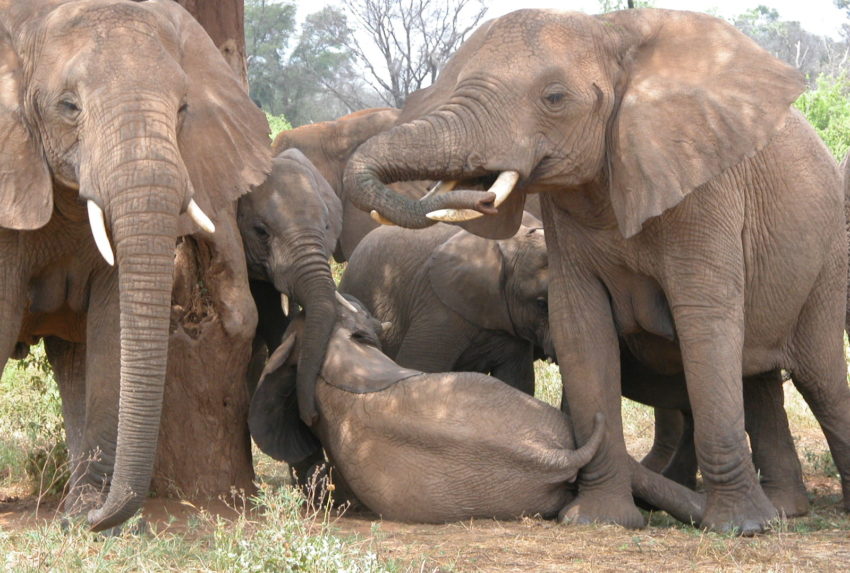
174;0;248;88
152;1;257;501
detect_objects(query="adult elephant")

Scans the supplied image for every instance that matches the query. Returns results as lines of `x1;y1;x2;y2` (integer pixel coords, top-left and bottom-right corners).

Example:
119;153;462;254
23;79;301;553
0;0;270;531
339;213;550;395
344;8;849;534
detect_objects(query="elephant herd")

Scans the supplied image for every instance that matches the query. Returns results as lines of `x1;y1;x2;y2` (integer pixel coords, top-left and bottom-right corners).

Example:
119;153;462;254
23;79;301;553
1;0;849;537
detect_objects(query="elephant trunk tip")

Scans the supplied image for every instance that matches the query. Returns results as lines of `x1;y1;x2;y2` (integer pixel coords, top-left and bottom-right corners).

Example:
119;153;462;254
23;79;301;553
86;485;146;532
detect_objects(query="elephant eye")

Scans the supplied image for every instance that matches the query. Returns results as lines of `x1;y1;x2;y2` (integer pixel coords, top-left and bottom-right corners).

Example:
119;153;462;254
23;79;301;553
544;92;565;105
178;102;189;114
536;297;548;312
58;97;81;120
254;225;270;240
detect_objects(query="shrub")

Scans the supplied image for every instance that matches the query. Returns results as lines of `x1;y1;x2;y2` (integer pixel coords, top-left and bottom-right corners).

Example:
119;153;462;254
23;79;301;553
795;73;850;161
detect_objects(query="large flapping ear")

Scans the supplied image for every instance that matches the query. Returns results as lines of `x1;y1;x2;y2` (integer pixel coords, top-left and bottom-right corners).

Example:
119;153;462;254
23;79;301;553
601;9;804;238
278;148;342;257
249;325;321;464
146;0;271;226
427;227;512;331
0;23;52;230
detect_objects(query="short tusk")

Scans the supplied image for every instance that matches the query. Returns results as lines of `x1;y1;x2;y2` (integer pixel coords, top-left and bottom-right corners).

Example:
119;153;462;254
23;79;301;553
426;171;520;222
187;199;216;233
87;200;115;266
370;210;396;226
335;291;358;313
380;321;392;332
419;179;459;201
281;294;290;316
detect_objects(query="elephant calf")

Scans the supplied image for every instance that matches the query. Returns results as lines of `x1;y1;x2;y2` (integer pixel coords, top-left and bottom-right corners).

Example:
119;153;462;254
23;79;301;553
249;297;704;525
339;213;550;395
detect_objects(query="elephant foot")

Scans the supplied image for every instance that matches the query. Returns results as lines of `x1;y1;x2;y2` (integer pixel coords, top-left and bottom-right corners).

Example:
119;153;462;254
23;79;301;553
61;482;108;518
700;485;778;536
558;491;646;529
762;483;809;518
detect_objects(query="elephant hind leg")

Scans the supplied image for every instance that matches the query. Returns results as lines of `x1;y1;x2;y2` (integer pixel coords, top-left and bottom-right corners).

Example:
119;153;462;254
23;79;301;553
744;370;809;518
786;256;850;511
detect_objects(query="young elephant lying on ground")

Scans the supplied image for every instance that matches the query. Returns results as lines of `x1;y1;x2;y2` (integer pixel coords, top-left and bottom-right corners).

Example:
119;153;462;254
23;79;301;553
249;298;704;525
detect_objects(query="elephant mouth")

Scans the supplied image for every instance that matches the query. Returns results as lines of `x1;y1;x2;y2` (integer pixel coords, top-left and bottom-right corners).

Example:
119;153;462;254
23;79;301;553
421;170;521;223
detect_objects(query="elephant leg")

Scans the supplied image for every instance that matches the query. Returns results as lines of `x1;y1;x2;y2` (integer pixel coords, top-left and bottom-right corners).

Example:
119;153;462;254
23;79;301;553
662;411;698;490
545;254;644;528
640;407;684;474
744;370;809;517
44;337;87;471
64;268;120;516
786;255;850;512
663;234;775;534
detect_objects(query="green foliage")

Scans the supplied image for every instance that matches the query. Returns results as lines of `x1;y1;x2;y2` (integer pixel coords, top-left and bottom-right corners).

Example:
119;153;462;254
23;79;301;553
0;343;67;493
597;0;653;12
266;112;291;140
794;73;850;160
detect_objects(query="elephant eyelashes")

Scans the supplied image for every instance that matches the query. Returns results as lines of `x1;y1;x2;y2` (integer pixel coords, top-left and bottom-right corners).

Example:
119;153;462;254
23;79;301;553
253;225;270;240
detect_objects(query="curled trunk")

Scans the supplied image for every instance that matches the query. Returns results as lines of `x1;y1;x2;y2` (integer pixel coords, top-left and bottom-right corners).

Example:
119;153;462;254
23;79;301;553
343;117;496;228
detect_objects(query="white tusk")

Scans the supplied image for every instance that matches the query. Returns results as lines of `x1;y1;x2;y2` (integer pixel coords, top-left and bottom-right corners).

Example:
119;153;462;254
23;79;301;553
419;179;459;201
370;210;396;226
335;291;358;313
425;171;520;223
380;321;392;332
281;294;290;316
187;199;216;233
488;170;520;208
426;208;484;222
87;200;115;266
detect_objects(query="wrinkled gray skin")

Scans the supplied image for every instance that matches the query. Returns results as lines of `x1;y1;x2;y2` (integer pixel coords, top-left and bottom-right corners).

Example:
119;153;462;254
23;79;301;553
344;9;849;534
339;213;550;395
237;150;342;428
0;0;270;531
249;300;705;525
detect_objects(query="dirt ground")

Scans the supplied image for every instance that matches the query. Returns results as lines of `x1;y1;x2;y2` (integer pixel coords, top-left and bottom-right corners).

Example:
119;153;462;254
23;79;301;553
3;478;850;572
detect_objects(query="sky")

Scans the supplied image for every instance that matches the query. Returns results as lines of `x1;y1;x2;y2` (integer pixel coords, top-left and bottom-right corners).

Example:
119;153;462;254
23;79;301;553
296;1;847;39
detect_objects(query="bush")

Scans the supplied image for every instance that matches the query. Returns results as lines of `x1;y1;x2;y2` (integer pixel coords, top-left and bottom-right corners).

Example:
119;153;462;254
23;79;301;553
795;73;850;161
266;112;292;140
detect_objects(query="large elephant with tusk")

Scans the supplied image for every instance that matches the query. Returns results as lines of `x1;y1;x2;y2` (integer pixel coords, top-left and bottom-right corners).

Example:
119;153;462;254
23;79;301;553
344;9;850;534
0;0;270;531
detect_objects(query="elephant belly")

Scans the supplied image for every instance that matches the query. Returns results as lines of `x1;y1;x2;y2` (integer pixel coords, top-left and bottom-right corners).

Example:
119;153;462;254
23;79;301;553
19;306;86;344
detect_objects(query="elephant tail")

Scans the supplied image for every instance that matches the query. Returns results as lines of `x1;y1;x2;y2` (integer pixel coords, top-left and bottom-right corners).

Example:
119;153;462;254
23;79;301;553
629;457;705;526
546;412;605;482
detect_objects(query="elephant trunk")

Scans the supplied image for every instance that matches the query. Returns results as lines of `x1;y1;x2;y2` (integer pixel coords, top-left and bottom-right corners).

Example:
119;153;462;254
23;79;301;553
85;145;183;531
629;458;705;526
343;115;496;228
286;238;338;426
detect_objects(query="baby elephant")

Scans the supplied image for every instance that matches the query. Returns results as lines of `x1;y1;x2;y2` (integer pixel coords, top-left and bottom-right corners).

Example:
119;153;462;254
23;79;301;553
249;298;704;525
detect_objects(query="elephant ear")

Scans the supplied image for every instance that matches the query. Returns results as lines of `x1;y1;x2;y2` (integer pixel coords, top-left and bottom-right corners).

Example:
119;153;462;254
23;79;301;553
427;228;512;331
249;328;321;464
0;22;52;230
602;9;804;238
148;0;271;225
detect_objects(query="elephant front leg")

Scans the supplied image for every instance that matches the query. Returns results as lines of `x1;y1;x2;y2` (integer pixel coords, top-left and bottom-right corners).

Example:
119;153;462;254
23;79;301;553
666;282;776;534
64;268;121;517
549;267;645;529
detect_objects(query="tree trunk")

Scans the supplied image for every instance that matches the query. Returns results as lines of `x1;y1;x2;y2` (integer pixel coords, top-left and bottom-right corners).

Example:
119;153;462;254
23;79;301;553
153;1;257;501
174;0;248;88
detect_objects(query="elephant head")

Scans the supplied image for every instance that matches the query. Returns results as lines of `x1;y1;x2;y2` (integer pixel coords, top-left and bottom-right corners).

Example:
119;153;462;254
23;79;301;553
344;8;803;239
0;0;270;530
238;149;342;423
428;213;551;359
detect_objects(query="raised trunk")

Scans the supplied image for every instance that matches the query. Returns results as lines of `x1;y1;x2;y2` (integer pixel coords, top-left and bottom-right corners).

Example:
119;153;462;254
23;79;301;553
288;241;338;426
87;186;180;531
344;116;496;228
